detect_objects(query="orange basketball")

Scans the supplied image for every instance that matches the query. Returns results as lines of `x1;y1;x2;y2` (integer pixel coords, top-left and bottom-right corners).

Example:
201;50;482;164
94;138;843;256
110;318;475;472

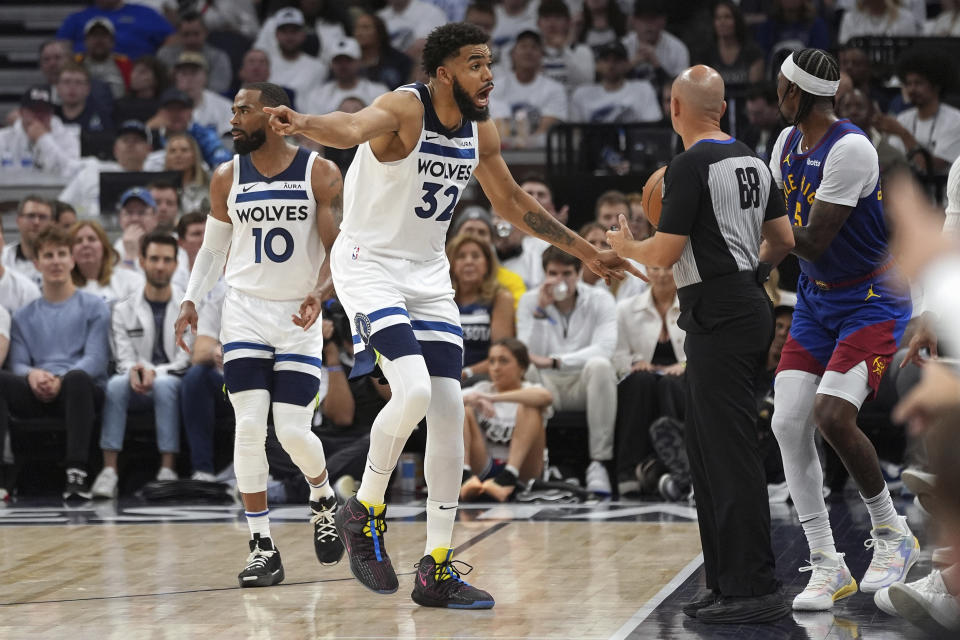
641;165;667;228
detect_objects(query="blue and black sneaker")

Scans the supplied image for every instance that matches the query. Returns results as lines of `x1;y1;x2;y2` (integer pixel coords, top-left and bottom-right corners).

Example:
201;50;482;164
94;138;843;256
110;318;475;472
411;548;495;609
334;495;398;593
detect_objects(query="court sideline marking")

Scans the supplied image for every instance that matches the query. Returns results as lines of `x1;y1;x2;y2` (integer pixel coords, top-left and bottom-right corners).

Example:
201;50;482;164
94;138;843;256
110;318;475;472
0;522;510;607
607;552;704;640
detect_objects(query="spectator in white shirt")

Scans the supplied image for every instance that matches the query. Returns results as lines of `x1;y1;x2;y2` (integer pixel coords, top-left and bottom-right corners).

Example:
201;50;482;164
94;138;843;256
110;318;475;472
0;87;80;178
378;0;447;55
491;30;568;149
70;220;144;305
304;38;388;116
254;2;347;65
59;119;152;218
172;52;233;135
838;0;919;44
0;227;41;315
622;0;690;81
113;187;160;271
172;211;205;291
518;246;619;496
538;0;595;92
90;232;190;499
492;213;549;289
492;0;539;52
578;0;630;51
265;8;328;111
571;40;661;123
875;48;960;175
2;195;54;287
157;11;233;95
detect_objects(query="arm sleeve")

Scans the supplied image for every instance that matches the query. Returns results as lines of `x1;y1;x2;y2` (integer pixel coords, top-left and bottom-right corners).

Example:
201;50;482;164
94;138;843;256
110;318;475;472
183;217;232;305
551;290;618;369
74;301;111;379
656;154;701;236
815;134;879;207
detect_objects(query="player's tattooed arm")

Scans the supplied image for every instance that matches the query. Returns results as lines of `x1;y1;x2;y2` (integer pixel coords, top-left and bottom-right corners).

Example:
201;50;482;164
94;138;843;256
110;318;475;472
521;209;575;246
792;200;853;262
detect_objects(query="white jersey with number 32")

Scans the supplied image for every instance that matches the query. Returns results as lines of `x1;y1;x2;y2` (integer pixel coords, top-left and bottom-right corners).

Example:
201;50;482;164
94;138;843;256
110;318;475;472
225;146;324;301
341;82;479;261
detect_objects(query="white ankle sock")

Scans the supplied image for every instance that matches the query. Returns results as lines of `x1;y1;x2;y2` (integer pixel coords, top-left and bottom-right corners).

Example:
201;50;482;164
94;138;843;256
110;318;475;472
800;510;837;556
246;509;271;539
861;486;901;530
308;476;334;502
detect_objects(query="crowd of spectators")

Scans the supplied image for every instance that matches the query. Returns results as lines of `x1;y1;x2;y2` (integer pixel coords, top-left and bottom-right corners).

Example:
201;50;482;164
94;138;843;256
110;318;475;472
0;8;958;624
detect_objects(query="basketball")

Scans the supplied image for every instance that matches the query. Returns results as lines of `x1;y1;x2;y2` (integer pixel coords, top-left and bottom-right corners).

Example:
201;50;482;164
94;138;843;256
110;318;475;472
642;166;667;228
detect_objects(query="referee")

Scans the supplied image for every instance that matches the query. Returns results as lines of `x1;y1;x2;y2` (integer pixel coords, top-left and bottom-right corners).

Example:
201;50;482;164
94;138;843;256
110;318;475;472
607;65;795;624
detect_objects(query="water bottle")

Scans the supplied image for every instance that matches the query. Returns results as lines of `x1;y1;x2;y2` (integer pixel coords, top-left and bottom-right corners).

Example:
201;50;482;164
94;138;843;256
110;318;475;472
552;281;569;301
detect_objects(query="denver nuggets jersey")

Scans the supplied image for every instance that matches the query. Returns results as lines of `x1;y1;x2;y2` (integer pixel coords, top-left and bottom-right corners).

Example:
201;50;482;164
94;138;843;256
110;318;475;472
225;147;324;300
776;120;888;283
341;82;479;261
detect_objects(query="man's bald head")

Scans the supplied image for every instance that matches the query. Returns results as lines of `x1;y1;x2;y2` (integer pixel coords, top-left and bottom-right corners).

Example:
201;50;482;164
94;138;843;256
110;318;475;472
672;65;726;122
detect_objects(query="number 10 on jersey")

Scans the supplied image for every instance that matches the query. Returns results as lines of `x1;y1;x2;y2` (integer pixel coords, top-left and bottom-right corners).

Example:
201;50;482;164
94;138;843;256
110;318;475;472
252;227;294;263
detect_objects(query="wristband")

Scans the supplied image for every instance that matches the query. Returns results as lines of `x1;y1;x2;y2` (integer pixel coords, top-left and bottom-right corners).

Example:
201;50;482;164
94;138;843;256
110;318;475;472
463;366;474;378
325;365;343;373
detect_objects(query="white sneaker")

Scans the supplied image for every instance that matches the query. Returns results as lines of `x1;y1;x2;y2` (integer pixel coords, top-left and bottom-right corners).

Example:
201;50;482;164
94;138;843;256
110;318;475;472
91;467;118;499
793;551;858;611
767;481;790;503
156;467;178;482
191;471;216;482
860;515;920;593
874;586;898;616
888;570;960;634
900;468;935;497
585;460;612;496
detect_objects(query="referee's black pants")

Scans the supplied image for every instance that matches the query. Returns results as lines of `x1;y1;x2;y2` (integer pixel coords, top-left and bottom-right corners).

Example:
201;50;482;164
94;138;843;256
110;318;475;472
680;273;778;597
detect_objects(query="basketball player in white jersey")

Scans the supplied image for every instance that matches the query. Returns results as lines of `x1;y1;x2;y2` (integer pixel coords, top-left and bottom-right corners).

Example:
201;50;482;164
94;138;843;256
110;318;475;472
263;23;641;608
174;82;344;587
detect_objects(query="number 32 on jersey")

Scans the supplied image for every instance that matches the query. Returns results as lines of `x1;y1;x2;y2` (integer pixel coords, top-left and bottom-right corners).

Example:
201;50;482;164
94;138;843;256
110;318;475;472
415;182;460;221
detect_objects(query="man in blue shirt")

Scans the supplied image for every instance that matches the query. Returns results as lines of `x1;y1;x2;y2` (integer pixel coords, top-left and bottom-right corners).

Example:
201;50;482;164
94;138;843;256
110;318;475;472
0;226;111;500
57;0;173;61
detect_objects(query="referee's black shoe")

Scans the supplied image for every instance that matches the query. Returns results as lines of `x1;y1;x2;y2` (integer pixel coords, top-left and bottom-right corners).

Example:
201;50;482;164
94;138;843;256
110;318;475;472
238;534;284;587
682;589;719;618
696;590;790;624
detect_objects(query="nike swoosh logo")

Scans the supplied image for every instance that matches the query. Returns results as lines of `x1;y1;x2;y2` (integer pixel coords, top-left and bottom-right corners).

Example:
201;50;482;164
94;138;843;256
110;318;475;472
438;505;457;510
419;573;428;586
425;134;440;141
242;184;257;192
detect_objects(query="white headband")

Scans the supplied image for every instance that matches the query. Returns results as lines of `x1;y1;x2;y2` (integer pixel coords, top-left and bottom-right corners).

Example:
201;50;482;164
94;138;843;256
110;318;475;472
780;53;839;97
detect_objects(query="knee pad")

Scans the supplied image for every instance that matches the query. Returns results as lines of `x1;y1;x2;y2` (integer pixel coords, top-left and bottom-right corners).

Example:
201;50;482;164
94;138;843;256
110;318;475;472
273;401;326;477
229;389;270;493
771;371;820;442
378;354;432;438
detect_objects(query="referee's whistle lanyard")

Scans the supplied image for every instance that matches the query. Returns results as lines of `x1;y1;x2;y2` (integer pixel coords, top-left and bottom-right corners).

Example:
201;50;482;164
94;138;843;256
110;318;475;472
912;105;941;151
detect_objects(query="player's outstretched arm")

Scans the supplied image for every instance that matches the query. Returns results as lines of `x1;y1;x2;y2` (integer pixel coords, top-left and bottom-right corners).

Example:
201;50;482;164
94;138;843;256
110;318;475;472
263;91;420;150
473;120;644;284
176;162;234;352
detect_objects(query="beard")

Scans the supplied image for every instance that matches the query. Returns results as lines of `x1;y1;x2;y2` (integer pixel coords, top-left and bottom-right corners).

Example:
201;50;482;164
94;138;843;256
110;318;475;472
452;77;491;123
233;127;267;155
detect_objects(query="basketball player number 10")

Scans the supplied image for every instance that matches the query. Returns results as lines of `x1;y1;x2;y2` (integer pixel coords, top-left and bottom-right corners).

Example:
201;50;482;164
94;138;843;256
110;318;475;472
252;227;294;263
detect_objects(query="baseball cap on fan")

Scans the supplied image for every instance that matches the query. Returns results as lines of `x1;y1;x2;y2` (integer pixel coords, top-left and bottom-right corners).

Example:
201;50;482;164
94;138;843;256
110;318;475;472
84;16;115;36
21;86;54;111
329;38;361;61
120;186;156;209
275;7;305;28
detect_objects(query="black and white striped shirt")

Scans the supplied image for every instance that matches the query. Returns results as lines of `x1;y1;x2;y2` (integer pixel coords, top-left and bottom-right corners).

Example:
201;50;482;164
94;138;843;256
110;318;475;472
658;138;784;289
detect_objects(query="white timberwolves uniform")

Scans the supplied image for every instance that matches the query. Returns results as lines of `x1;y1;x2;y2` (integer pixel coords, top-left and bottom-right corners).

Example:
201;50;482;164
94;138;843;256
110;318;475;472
332;82;478;379
221;146;326;404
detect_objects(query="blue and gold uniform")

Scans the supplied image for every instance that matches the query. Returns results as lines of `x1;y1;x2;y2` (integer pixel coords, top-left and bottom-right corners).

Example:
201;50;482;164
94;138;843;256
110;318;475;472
774;119;911;395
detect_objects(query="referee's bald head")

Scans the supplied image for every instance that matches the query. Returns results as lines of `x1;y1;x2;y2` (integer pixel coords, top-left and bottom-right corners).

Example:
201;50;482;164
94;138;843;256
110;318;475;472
670;65;726;134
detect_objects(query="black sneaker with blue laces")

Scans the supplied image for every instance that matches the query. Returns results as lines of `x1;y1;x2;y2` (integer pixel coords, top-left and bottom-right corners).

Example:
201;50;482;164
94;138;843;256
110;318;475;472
238;534;284;588
411;549;495;609
334;496;398;593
